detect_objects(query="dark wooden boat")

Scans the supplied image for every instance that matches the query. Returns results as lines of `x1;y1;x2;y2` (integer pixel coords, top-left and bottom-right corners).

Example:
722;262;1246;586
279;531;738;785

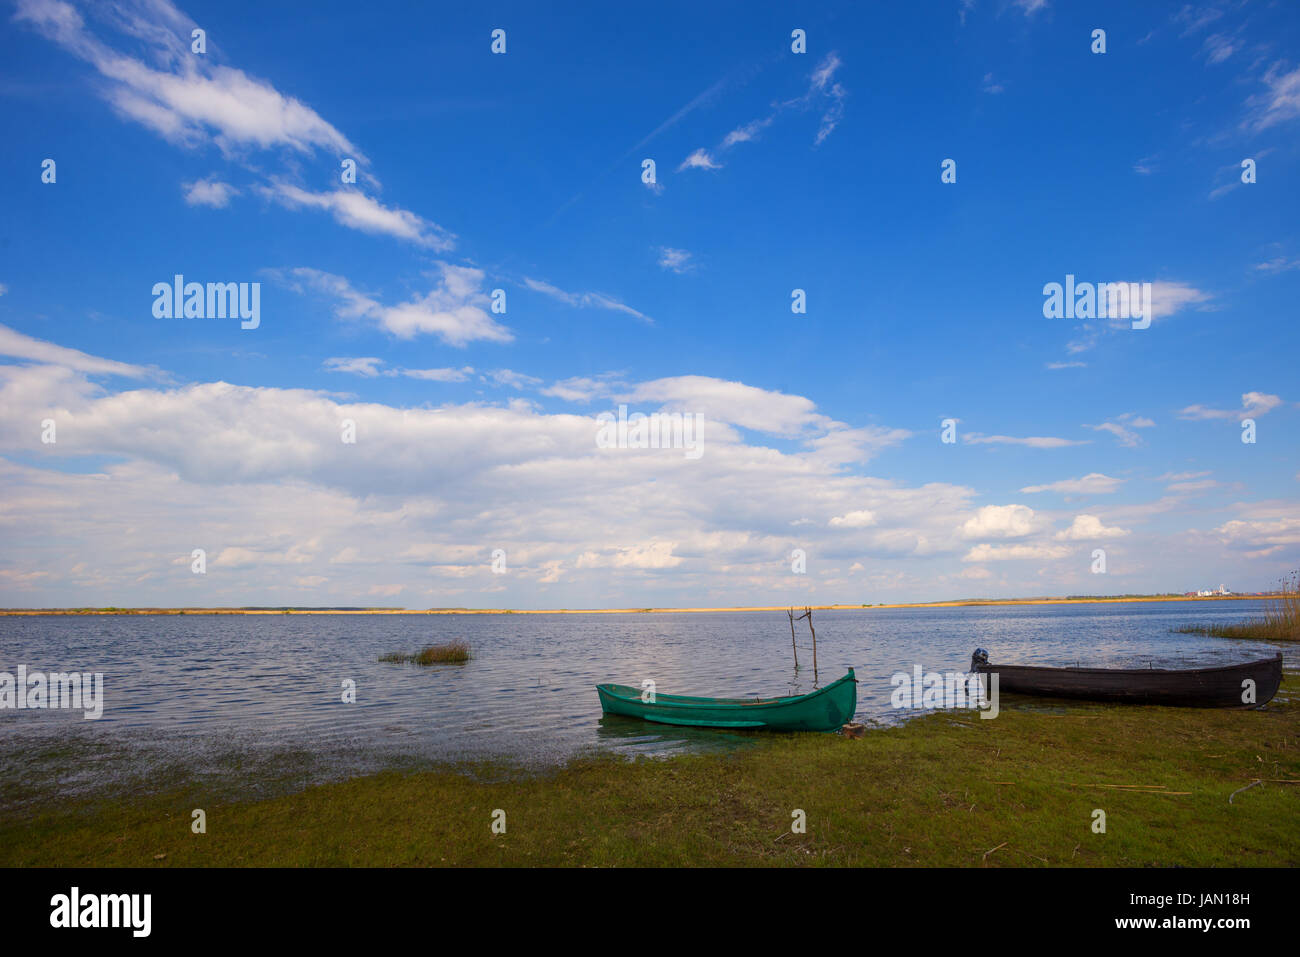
971;648;1283;708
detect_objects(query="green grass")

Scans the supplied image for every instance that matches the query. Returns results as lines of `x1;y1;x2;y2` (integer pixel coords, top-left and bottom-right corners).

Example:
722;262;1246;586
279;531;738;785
379;641;472;665
2;673;1296;867
1176;570;1300;642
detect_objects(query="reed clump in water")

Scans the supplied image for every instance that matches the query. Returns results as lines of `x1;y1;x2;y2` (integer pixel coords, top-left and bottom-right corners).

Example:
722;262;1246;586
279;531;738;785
379;641;472;665
1176;570;1300;641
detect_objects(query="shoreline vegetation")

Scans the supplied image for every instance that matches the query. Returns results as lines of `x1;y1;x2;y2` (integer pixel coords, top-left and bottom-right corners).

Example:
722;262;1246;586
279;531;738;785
0;594;1272;616
379;641;472;665
4;672;1296;867
1174;571;1300;642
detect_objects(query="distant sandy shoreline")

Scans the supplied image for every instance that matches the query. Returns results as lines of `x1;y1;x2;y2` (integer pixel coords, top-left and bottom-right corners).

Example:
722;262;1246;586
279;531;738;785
0;595;1266;615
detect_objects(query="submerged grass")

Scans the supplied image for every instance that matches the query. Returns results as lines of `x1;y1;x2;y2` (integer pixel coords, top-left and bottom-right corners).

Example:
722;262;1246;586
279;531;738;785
379;640;472;665
1176;570;1300;642
2;673;1296;867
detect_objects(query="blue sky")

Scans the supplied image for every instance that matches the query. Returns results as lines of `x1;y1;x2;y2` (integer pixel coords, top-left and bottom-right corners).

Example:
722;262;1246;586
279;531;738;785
1;0;1297;607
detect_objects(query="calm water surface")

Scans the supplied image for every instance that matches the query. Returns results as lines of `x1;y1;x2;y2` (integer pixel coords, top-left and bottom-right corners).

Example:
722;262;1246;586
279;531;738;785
0;602;1291;802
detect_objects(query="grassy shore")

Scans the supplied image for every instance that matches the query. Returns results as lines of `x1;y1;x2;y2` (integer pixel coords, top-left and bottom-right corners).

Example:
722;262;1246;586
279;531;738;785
3;673;1296;867
0;595;1266;616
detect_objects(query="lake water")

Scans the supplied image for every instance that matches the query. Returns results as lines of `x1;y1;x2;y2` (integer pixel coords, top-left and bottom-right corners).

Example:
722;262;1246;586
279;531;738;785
0;602;1291;806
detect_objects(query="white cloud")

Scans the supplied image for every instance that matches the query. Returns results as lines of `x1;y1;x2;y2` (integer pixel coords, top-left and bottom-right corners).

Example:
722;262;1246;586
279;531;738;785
963;543;1069;562
1021;473;1124;495
1215;517;1300;548
1065;280;1213;354
1054;515;1130;541
722;119;770;147
324;356;385;377
260;183;453;249
540;376;620;403
323;357;472;382
1177;392;1284;421
403;366;474;383
284;265;511;346
1203;33;1237;63
0;323;154;378
182;178;238;208
1246;63;1300;132
16;0;363;159
1149;280;1213;318
678;148;721;171
6;326;1292;607
961;504;1038;539
829;510;876;528
1084;412;1156;447
483;369;542;390
1254;257;1300;273
657;247;694;274
576;541;682;570
1167;479;1219;492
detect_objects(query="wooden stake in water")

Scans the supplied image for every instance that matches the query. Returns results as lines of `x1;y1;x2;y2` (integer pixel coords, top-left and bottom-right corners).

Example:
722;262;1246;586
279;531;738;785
806;606;818;680
788;608;799;670
788;606;819;683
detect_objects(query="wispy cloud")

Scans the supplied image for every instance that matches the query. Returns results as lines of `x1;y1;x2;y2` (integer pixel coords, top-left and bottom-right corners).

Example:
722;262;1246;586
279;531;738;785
1021;473;1124;495
280;265;512;346
1254;256;1300;273
1203;33;1237;63
539;375;622;403
965;433;1089;448
323;357;473;382
1065;280;1213;354
483;369;542;390
1174;5;1223;37
680;51;847;173
1178;391;1285;421
1084;412;1155;448
523;278;652;323
16;0;363;160
677;148;721;172
0;323;155;378
258;183;454;249
657;247;694;274
1245;64;1300;131
182;177;238;208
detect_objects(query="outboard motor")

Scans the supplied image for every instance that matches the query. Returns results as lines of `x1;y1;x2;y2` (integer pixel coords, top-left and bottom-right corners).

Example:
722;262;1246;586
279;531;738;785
971;648;989;672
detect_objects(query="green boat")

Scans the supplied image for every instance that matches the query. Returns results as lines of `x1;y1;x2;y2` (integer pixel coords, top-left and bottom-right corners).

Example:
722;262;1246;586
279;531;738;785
596;669;857;732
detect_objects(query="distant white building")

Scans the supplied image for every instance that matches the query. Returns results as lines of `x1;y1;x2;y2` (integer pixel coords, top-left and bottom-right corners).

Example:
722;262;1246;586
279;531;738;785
1196;585;1231;597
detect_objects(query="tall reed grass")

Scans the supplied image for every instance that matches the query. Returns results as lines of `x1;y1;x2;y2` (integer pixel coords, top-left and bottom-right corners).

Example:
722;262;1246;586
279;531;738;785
379;640;472;665
1176;570;1300;641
